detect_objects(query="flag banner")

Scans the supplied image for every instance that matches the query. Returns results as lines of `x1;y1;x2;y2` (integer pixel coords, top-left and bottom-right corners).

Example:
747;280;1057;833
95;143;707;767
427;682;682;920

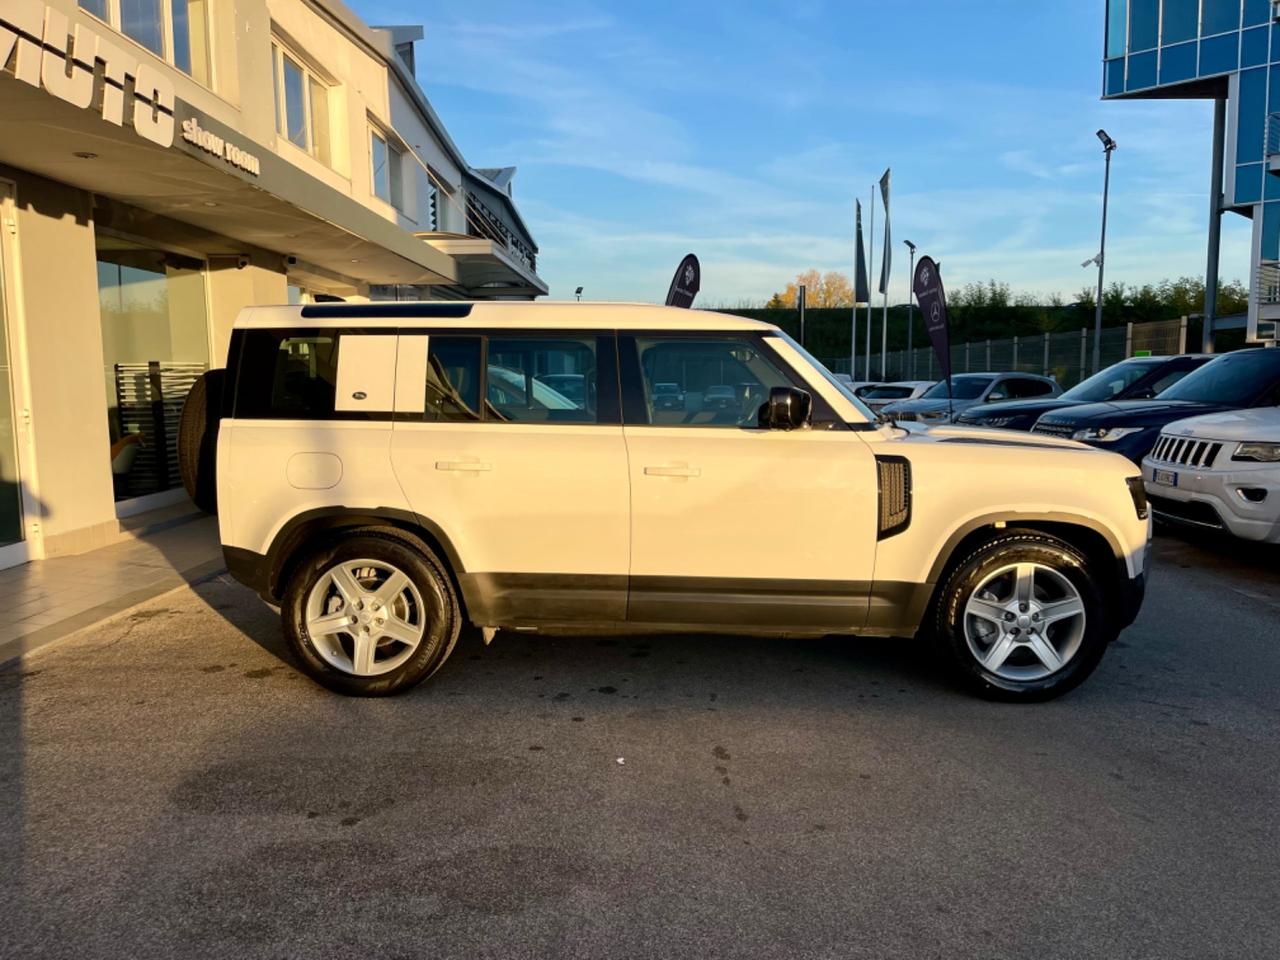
665;254;701;308
878;168;891;295
854;200;870;306
913;255;950;384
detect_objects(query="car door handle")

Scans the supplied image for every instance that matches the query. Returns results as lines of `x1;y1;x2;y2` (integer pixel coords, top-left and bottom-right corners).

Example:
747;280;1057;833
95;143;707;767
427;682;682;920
435;460;493;472
644;465;701;478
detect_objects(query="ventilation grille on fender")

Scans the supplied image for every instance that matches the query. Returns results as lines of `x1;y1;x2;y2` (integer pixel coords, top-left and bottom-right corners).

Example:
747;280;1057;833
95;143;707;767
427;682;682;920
876;456;912;540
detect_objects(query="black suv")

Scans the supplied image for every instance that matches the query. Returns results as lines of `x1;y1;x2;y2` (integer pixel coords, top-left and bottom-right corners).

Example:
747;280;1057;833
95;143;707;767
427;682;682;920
1032;349;1280;463
957;355;1210;432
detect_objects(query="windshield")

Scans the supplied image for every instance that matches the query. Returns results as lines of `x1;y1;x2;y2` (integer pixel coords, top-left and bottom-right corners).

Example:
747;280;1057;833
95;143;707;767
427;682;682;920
923;376;993;400
1061;360;1160;402
770;332;877;421
864;385;915;400
1158;350;1280;405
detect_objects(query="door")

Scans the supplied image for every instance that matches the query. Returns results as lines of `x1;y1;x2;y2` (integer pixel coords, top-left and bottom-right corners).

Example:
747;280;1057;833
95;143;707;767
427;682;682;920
620;334;879;630
389;331;630;624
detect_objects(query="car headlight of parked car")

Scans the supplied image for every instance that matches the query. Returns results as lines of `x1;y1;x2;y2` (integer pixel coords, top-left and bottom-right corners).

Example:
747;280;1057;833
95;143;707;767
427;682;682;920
1232;441;1280;462
1072;426;1143;443
983;416;1017;428
918;410;949;422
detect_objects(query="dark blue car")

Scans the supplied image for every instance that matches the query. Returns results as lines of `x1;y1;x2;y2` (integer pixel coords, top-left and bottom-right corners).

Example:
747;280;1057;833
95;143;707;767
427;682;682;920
956;355;1211;431
1031;349;1280;463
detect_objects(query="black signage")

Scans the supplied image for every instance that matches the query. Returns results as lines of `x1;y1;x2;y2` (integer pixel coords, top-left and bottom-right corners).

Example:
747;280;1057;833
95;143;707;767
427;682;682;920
665;254;701;308
913;255;950;385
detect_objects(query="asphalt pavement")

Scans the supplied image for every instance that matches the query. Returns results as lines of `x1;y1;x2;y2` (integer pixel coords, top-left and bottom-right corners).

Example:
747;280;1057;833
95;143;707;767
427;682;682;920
2;530;1278;960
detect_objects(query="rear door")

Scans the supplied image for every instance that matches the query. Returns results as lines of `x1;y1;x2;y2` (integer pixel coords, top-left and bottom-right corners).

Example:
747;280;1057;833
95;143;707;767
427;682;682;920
389;330;631;623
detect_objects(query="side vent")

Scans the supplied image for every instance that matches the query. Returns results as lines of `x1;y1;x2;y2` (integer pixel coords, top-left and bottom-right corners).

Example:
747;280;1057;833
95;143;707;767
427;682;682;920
876;455;912;540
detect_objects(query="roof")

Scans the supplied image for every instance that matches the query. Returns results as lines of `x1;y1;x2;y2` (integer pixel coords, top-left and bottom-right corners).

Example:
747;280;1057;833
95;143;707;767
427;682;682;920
234;301;778;332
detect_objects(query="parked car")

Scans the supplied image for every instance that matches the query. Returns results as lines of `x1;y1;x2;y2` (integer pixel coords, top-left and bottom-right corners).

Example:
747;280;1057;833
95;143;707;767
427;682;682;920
859;381;935;414
652;381;685;411
703;384;738;411
201;301;1150;703
956;355;1211;432
1032;348;1280;464
537;373;586;406
883;372;1061;423
1141;408;1280;543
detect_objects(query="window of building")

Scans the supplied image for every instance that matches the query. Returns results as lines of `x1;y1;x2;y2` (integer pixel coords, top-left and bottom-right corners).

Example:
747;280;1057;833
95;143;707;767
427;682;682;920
1127;0;1158;50
79;0;211;85
272;41;331;166
371;129;405;211
486;336;598;424
96;236;209;502
1161;0;1199;45
1106;0;1128;58
633;337;793;428
1202;0;1242;36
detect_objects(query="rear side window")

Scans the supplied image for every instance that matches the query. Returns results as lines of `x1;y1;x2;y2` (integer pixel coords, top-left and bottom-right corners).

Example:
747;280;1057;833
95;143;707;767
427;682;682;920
235;330;339;419
486;336;601;423
424;336;482;422
1008;378;1055;398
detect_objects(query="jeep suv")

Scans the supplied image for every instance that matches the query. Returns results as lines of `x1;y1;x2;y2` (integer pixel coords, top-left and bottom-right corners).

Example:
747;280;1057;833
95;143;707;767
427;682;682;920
205;302;1150;701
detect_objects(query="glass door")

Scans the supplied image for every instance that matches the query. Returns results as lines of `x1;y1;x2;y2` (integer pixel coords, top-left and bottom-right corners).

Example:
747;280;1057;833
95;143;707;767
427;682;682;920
0;185;25;548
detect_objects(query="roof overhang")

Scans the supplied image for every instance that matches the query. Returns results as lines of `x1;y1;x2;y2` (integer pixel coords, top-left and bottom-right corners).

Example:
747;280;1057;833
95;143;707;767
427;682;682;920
416;232;548;298
0;73;458;286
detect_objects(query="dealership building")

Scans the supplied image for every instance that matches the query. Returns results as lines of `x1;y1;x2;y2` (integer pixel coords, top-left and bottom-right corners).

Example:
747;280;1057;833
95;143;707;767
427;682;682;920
1103;0;1280;346
0;0;545;569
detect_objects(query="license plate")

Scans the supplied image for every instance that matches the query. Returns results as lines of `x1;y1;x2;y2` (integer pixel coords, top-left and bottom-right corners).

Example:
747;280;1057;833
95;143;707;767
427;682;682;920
1153;468;1178;487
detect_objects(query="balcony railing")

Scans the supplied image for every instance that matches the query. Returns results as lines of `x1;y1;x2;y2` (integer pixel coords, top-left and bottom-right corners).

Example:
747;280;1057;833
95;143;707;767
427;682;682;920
1256;259;1280;306
464;193;537;274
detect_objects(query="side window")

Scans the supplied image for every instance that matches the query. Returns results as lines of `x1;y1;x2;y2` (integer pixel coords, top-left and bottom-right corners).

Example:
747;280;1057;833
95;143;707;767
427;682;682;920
1009;378;1055;398
235;329;339;419
486;336;599;423
425;336;482;422
633;336;793;427
986;379;1010;401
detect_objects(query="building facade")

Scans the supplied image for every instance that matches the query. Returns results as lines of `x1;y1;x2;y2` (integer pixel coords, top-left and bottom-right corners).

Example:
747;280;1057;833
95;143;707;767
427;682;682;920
0;0;544;568
1103;0;1280;343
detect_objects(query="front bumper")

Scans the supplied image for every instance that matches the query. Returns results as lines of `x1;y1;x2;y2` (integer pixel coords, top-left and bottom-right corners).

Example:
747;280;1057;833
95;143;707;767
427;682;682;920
1141;459;1280;543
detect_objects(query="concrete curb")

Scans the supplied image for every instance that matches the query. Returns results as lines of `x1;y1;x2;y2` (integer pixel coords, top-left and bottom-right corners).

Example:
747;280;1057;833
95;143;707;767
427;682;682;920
0;559;227;667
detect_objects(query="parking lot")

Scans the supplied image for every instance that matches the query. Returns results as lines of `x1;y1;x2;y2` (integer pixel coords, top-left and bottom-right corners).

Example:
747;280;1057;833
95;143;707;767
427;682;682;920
2;529;1278;960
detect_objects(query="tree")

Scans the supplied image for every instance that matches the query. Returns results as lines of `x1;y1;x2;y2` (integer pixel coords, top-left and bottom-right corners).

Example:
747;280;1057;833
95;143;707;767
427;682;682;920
769;269;856;308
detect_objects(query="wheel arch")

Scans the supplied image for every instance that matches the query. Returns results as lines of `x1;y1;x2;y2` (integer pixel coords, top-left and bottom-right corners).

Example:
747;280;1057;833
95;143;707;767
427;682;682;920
261;507;468;610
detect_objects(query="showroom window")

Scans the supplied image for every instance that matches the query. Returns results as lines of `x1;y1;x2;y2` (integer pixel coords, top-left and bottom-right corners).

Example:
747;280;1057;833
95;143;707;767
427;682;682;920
78;0;211;85
272;41;331;166
1127;0;1158;51
1201;0;1243;36
371;128;405;211
1161;0;1199;45
96;237;209;502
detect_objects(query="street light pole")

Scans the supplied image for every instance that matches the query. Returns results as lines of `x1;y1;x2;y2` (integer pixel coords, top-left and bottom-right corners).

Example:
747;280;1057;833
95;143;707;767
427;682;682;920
904;240;917;379
1093;130;1117;375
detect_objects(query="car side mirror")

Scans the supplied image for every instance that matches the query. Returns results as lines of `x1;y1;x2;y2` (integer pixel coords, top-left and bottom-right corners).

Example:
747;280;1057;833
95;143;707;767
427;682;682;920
758;387;812;430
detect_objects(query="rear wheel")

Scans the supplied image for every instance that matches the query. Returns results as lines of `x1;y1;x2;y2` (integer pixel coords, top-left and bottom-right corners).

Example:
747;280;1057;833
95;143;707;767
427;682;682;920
934;532;1111;702
282;534;460;696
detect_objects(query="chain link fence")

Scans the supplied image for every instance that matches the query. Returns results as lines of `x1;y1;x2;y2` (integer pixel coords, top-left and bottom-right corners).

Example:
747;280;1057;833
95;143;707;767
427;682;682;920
821;318;1189;389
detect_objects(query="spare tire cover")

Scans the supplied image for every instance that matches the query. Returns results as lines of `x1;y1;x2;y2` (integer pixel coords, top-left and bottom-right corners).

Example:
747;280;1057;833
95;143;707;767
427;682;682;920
177;368;226;514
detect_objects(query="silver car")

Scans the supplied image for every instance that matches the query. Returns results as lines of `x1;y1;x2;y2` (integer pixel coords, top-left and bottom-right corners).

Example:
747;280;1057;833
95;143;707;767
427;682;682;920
882;373;1061;423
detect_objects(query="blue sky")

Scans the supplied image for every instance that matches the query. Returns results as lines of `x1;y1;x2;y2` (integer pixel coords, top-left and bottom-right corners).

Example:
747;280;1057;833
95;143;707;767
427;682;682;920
355;0;1251;305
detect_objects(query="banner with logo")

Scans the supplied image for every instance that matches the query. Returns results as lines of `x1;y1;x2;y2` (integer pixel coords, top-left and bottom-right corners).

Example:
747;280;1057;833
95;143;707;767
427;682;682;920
665;254;701;308
854;200;870;307
913;255;950;384
877;169;892;295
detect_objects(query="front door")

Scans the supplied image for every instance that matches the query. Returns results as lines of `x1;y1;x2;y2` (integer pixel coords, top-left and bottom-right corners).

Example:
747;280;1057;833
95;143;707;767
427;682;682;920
620;334;879;630
390;331;631;624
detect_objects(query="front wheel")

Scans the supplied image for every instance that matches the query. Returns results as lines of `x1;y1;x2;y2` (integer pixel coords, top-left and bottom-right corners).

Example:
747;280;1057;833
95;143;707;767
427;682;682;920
282;534;461;696
933;532;1112;702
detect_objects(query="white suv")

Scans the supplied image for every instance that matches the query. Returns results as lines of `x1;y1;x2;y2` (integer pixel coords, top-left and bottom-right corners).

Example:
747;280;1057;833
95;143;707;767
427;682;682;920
201;302;1151;701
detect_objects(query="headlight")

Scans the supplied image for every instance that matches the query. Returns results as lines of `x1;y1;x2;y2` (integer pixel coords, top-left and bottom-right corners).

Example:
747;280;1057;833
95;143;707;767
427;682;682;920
919;410;949;421
1233;441;1280;462
1072;426;1143;443
984;417;1016;428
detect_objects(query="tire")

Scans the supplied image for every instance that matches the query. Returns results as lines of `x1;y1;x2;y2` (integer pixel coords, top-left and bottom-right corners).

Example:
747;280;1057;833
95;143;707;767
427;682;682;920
282;533;461;696
177;369;226;514
933;531;1112;702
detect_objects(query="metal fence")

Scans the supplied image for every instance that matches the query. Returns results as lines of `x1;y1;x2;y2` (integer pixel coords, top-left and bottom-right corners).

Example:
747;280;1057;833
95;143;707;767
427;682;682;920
821;318;1189;389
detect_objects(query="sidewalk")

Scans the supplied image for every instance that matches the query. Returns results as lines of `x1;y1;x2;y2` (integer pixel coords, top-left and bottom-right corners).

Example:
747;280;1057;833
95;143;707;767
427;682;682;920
0;511;224;664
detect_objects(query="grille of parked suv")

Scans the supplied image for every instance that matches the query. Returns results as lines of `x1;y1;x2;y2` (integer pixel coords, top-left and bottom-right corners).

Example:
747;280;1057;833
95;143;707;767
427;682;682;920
893;411;918;422
1149;435;1223;469
1032;420;1074;439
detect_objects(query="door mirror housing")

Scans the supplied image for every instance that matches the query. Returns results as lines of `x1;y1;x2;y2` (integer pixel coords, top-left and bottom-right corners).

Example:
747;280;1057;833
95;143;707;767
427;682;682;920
758;387;812;430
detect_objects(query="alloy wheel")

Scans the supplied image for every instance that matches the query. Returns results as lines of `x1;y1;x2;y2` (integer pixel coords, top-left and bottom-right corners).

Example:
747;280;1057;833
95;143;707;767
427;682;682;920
963;562;1087;682
304;558;427;676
